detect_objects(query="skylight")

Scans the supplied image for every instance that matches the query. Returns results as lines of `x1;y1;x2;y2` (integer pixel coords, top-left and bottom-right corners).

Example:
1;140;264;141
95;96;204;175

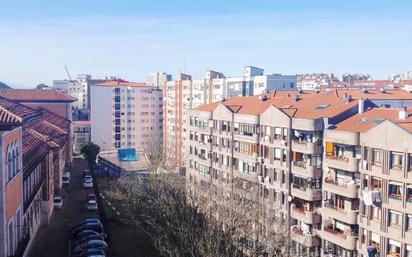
316;104;330;111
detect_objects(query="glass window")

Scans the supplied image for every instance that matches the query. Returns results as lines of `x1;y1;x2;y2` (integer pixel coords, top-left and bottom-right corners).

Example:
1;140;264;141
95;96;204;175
390;152;404;170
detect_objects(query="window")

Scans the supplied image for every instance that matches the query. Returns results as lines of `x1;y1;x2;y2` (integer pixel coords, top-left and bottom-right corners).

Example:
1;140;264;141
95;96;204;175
390;152;404;170
387;239;401;256
389;210;402;227
8;221;13;256
389;182;403;200
407;215;412;231
372;149;382;165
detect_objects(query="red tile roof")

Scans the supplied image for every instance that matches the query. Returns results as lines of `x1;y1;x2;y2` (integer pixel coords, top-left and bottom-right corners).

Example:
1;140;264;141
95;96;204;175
334;107;412;133
0;89;76;102
195;90;357;119
0;97;41;125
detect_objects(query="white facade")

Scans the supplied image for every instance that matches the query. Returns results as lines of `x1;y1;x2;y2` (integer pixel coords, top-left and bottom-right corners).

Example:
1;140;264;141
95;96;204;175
145;72;172;89
91;82;163;151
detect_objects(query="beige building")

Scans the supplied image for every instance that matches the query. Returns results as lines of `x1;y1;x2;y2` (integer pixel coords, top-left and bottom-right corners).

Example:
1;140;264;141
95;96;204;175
186;89;412;257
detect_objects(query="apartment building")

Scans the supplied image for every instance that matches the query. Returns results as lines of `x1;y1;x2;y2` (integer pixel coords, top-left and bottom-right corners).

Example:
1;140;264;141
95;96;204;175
185;88;412;257
0;96;71;257
53;74;105;110
321;107;412;257
91;80;163;151
163;67;297;170
73;120;91;154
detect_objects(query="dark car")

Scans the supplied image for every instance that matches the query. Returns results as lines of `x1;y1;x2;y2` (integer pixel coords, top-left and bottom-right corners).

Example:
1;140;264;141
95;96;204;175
71;248;106;257
74;230;106;240
72;234;105;249
72;223;104;236
72;240;108;254
72;219;101;231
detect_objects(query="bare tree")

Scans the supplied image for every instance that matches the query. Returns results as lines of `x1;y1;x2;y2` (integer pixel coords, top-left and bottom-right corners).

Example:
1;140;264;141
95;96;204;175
107;132;298;257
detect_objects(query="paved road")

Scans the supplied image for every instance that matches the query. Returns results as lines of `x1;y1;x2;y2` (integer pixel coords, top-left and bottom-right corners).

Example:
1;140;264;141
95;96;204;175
29;158;99;257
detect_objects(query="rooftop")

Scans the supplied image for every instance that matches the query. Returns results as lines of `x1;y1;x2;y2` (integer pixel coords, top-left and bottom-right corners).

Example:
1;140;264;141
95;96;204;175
98;150;149;173
334;107;412;133
195;90;357;119
0;96;41;125
0;89;77;102
95;80;150;88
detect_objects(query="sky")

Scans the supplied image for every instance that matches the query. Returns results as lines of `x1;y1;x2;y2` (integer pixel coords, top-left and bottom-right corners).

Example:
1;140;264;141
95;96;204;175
0;0;411;88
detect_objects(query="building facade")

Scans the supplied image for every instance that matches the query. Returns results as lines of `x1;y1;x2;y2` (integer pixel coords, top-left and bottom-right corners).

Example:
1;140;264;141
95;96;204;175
73;120;91;154
90;80;163;151
163;67;297;170
186;89;412;257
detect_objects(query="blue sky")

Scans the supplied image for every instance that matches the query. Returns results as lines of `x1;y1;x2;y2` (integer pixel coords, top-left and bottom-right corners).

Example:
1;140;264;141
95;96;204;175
1;0;411;88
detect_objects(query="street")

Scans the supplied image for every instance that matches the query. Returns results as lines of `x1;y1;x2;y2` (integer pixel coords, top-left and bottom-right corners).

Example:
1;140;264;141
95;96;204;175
28;158;98;257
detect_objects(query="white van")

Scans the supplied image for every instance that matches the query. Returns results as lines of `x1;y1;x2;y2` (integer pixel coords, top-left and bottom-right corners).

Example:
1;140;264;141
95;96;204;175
62;172;70;186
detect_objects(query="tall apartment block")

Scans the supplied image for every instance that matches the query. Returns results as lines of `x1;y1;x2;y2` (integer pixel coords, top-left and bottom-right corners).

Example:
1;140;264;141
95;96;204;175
163;66;297;170
185;88;412;257
90;80;163;151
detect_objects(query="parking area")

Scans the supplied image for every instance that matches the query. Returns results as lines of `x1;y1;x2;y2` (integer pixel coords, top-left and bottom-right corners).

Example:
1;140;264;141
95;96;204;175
28;158;99;257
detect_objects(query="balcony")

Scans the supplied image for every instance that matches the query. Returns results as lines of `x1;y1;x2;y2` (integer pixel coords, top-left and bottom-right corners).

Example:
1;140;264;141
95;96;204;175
234;132;259;143
323;178;359;198
292;140;322;154
292;161;322;178
324;155;359;172
290;205;320;224
291;185;322;201
319;203;358;224
260;135;287;148
290;226;320;247
319;227;358;250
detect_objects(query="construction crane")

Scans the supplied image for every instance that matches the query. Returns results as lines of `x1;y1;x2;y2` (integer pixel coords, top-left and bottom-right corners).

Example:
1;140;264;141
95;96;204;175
64;65;73;81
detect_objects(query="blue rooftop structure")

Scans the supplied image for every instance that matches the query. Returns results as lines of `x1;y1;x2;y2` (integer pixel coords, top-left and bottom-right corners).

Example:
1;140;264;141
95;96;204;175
117;148;137;162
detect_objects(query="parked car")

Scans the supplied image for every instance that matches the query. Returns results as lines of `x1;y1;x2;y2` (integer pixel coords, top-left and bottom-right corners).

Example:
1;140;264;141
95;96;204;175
72;234;105;249
53;196;63;209
72;223;104;236
83;176;93;188
72;219;101;230
87;193;96;202
72;240;108;254
73;229;106;240
86;200;98;211
71;248;106;257
62;172;71;186
83;170;92;178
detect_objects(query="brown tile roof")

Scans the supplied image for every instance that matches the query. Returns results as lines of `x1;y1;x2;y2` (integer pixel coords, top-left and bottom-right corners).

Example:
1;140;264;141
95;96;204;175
0;89;76;102
0;97;41;125
334;89;412;100
95;80;150;88
334;107;412;133
22;108;71;173
195;90;357;119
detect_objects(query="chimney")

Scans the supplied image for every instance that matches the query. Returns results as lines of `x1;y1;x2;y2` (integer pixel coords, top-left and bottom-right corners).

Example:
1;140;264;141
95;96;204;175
399;107;408;120
358;99;364;114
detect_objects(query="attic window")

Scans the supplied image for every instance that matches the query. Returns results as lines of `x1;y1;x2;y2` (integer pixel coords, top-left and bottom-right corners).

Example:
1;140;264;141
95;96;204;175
282;104;292;108
316;104;330;111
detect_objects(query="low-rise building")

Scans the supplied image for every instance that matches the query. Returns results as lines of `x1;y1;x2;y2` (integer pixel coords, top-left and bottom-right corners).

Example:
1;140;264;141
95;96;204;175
73;120;91;154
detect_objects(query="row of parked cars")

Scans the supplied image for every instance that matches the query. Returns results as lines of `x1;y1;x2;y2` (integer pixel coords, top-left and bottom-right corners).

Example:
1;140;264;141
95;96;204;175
71;218;108;257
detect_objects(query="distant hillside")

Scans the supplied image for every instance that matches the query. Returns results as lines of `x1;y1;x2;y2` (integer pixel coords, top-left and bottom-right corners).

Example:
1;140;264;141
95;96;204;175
0;81;11;90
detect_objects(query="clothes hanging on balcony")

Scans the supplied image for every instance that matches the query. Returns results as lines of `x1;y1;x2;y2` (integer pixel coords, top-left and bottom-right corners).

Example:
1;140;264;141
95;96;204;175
366;246;377;257
363;188;373;206
372;191;382;207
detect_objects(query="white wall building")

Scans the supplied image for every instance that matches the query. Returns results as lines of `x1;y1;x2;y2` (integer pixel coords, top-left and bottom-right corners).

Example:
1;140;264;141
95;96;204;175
91;80;163;151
